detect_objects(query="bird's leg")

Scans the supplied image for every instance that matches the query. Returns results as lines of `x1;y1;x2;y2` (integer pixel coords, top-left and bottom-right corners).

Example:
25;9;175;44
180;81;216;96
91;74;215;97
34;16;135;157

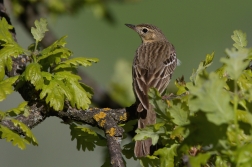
161;93;175;107
162;92;189;100
161;93;175;100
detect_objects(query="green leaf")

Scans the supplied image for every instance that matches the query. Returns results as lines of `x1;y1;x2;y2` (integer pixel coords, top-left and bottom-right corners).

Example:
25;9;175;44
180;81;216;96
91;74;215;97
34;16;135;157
237;109;252;126
122;142;135;159
66;80;92;110
38;36;70;62
23;63;44;90
53;57;99;70
189;153;211;167
80;83;94;99
6;101;28;116
0;125;29;150
237;70;252;94
0;18;26;69
231;143;252;166
11;119;38;146
216;65;227;79
140;155;159;167
190;52;214;84
0;59;5;80
0;110;5;120
0;17;15;44
121;119;137;134
0;76;19;101
153;144;178;167
226;124;252;146
175;76;187;96
27;43;36;51
148;88;169;121
70;124;106;151
204;52;215;66
134;125;164;145
215;156;229;167
41;71;52;81
221;48;249;80
40;79;69;111
40;48;72;66
31;18;48;42
188;73;234;125
39;71;92;111
170;126;186;141
181;114;228;150
154;122;165;131
0;43;25;71
0;18;24;68
169;102;189;126
231;30;247;50
54;71;81;81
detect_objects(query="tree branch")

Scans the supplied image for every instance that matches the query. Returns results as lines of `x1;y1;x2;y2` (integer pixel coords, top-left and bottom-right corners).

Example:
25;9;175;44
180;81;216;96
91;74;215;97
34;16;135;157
0;102;128;167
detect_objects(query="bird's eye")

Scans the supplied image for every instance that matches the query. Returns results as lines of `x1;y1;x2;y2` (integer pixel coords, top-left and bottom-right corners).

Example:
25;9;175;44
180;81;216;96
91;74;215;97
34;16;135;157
142;28;148;33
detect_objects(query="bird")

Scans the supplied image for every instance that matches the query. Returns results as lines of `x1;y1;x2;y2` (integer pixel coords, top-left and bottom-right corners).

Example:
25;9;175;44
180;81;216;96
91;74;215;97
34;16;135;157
125;23;178;157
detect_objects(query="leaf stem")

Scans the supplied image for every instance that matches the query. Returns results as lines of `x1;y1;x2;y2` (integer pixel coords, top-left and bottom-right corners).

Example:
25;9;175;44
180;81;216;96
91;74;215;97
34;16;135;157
233;80;240;147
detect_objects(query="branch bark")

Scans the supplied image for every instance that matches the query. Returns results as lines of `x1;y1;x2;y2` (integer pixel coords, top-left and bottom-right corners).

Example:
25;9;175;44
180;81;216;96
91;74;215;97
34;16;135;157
1;102;128;167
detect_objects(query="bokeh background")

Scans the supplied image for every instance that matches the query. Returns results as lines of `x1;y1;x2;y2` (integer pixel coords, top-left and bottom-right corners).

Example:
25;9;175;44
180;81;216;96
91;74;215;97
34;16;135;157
1;0;252;166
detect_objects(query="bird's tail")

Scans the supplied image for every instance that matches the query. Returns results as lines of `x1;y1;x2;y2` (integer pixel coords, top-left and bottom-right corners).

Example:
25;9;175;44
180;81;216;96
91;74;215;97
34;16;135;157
134;105;156;157
134;138;152;157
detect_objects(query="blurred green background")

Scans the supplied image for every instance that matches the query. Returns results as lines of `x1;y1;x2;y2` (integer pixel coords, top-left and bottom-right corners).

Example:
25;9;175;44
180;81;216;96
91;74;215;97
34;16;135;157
1;0;252;166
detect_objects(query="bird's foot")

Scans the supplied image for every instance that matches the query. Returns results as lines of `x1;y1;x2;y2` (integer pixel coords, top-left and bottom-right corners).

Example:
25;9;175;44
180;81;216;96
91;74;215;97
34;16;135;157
162;93;175;107
161;93;175;100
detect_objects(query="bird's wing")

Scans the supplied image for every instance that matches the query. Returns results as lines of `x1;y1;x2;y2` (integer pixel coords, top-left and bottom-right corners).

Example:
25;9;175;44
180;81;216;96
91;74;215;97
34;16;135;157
149;50;177;94
133;43;177;112
133;64;150;112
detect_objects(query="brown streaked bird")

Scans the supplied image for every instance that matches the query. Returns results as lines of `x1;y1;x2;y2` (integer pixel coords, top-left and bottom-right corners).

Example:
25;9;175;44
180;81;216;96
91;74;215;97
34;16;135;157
125;23;177;157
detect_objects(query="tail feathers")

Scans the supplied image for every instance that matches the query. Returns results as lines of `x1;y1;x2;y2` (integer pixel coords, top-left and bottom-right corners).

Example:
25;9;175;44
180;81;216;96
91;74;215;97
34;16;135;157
134;107;156;157
134;139;152;157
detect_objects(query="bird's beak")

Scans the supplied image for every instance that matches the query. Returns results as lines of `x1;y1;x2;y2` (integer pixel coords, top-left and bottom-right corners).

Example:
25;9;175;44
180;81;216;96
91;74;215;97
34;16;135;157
125;24;136;30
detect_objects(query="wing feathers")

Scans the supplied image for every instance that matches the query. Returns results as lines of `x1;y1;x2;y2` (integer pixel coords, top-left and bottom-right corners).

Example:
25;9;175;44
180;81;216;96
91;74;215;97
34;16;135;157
133;42;177;111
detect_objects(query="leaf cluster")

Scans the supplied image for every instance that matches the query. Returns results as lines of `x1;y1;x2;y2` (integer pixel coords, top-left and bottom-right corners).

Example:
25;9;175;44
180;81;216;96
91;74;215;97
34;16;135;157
0;18;98;149
128;30;252;167
0;102;37;149
70;123;107;151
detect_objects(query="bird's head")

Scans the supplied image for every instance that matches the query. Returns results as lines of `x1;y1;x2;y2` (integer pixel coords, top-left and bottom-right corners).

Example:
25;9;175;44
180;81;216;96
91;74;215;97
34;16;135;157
125;23;167;43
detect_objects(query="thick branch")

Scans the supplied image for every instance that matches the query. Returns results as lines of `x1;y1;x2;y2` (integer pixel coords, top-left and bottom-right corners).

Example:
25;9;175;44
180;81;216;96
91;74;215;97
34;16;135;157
0;102;128;167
